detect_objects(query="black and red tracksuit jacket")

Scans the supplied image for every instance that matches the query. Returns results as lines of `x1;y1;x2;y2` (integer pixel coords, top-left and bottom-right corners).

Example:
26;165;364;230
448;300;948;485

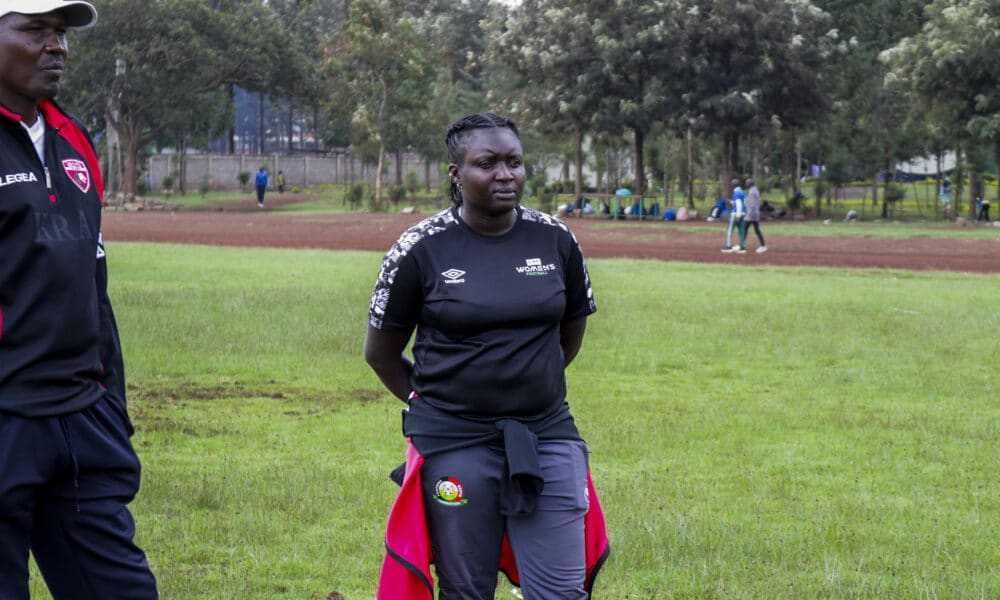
0;100;128;421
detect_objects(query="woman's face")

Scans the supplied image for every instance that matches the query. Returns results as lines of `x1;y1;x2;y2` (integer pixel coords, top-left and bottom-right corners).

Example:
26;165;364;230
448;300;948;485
451;127;525;218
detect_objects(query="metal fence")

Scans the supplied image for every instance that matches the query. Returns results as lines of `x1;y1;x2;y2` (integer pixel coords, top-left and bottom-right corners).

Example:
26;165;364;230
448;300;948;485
146;152;441;193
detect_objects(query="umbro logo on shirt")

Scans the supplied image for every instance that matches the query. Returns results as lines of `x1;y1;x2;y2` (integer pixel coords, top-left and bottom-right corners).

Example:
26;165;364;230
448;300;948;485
442;268;466;284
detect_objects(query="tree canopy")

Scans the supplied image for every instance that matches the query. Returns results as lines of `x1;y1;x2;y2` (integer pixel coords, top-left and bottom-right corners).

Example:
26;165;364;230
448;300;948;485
57;0;994;209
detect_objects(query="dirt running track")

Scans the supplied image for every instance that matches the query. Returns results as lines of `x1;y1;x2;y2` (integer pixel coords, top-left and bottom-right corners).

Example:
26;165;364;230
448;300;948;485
102;200;1000;274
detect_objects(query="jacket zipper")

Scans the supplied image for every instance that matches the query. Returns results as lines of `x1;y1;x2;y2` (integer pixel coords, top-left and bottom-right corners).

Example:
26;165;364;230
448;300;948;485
45;166;57;203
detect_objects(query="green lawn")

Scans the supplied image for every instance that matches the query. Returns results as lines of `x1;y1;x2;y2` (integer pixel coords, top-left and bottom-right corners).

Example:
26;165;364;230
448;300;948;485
29;242;1000;599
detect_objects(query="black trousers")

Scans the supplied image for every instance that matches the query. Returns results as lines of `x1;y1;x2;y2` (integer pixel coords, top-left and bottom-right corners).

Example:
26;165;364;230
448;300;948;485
0;396;158;599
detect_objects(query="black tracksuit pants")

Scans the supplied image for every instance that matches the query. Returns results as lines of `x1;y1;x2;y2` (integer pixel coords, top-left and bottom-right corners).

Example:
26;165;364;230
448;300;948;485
0;396;158;599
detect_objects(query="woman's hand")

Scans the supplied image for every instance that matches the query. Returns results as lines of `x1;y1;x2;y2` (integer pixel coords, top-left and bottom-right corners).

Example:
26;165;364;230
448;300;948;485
364;325;415;401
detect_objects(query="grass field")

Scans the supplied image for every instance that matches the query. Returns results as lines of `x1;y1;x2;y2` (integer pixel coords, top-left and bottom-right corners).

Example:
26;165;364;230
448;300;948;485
29;242;1000;599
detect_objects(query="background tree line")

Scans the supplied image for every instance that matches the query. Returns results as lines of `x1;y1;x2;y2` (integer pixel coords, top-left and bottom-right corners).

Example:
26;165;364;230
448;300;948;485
60;0;999;215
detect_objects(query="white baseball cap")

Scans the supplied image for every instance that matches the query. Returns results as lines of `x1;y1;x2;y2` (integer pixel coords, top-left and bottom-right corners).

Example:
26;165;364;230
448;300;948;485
0;1;98;29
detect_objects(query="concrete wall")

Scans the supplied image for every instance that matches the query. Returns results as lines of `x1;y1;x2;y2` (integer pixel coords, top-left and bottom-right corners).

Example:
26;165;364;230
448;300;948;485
147;152;441;192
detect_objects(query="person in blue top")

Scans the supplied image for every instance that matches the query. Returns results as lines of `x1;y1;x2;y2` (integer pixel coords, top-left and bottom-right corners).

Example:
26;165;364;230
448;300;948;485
254;166;268;208
722;179;746;252
977;194;991;222
707;198;727;221
939;177;951;219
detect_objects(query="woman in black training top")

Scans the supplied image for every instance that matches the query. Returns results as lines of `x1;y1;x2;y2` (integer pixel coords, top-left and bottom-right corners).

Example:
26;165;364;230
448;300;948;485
365;112;609;599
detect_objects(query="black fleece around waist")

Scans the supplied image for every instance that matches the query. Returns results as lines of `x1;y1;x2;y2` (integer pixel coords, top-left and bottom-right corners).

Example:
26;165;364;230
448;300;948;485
393;396;583;515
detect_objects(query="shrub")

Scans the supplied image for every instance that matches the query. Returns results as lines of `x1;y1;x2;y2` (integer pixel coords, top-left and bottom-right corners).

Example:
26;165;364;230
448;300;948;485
345;182;366;209
388;185;407;205
537;185;555;207
405;170;421;196
551;180;574;194
162;174;175;191
884;182;906;204
813;177;828;201
762;175;782;191
529;173;547;197
199;176;211;197
237;171;251;191
788;190;805;211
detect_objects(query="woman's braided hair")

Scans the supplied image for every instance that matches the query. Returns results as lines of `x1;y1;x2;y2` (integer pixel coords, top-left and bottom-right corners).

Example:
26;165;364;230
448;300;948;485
445;112;520;206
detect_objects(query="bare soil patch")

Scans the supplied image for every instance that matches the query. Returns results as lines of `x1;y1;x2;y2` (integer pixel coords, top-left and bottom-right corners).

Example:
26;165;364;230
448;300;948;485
102;209;1000;274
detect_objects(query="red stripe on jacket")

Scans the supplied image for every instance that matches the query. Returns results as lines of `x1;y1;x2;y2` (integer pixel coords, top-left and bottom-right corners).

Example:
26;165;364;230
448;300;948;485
38;100;105;204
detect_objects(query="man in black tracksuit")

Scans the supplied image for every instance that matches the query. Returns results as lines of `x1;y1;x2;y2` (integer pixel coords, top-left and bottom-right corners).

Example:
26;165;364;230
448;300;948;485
0;2;157;598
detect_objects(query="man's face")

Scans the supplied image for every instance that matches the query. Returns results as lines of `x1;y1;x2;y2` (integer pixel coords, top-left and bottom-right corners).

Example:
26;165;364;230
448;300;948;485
0;11;69;117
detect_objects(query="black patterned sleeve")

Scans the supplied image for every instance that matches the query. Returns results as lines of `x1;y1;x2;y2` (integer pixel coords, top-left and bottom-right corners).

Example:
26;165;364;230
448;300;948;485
369;239;422;332
562;232;597;322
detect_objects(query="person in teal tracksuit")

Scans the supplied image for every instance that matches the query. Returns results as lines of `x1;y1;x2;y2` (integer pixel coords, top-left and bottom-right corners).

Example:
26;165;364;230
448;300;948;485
723;179;746;252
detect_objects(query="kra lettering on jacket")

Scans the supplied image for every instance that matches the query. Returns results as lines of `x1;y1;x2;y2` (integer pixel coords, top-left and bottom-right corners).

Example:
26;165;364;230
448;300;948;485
35;210;97;244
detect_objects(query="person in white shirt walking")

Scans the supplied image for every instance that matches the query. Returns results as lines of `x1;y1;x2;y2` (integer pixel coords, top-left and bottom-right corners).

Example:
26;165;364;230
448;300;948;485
738;178;767;253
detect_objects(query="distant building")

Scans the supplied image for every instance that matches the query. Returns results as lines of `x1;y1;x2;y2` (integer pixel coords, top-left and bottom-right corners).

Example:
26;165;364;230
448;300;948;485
895;152;957;182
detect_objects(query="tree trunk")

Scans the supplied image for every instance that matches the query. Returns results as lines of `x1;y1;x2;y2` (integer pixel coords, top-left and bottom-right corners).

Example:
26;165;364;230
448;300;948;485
123;129;140;199
258;92;265;156
573;126;583;202
375;142;385;210
178;140;187;195
881;155;891;219
721;130;740;198
780;129;798;200
967;142;990;218
953;147;964;220
686;127;694;208
662;132;670;206
374;78;388;210
995;140;1000;205
227;84;235;154
935;152;943;216
287;103;294;154
730;132;740;180
794;134;802;194
871;169;879;214
595;146;604;194
721;134;731;199
312;105;319;152
970;172;983;218
633;126;645;196
104;106;122;199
